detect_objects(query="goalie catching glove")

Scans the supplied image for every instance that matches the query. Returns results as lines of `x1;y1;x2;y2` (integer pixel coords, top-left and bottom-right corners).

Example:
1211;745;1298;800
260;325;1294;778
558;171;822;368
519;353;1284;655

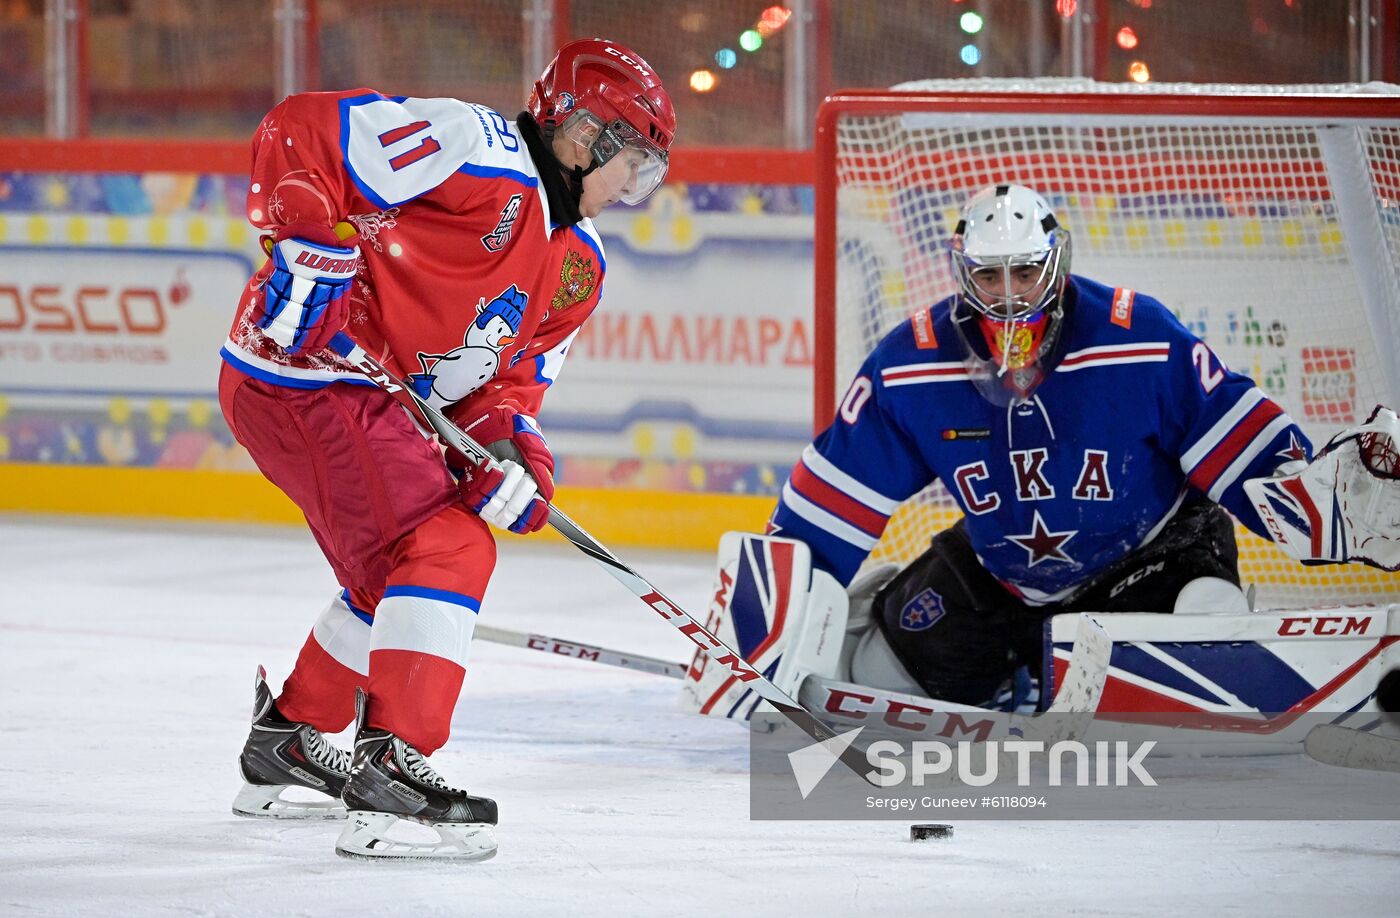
452;406;555;535
1244;405;1400;571
254;222;359;355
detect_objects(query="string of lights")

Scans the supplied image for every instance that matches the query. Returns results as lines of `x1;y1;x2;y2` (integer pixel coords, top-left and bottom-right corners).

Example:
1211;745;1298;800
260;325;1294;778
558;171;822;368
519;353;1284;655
689;4;793;94
674;1;1376;95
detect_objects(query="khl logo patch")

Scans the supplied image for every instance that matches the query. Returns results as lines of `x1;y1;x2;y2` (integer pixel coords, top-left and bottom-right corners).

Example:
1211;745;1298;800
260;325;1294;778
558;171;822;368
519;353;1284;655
481;193;522;252
899;588;945;632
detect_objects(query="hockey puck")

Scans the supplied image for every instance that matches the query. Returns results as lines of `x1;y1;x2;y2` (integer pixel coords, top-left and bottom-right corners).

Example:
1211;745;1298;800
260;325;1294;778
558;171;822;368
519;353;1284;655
1378;668;1400;716
910;823;953;841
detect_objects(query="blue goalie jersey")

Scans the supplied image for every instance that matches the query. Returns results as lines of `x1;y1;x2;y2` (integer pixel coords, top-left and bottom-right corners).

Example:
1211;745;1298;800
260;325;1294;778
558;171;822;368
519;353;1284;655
771;276;1312;604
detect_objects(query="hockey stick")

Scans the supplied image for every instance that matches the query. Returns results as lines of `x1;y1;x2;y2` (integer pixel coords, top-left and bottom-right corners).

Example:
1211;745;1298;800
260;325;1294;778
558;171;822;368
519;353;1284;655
327;332;876;783
474;623;687;679
473;613;1110;719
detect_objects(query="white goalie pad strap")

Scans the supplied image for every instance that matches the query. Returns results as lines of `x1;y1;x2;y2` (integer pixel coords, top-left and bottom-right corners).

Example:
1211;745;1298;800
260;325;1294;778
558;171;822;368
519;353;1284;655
1173;577;1251;615
1243;405;1400;572
679;532;848;720
770;568;848;701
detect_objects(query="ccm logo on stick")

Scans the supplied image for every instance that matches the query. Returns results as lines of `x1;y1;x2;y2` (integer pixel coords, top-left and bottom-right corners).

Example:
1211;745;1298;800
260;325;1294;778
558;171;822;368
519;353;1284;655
643;590;757;682
820;688;996;739
1276;615;1373;636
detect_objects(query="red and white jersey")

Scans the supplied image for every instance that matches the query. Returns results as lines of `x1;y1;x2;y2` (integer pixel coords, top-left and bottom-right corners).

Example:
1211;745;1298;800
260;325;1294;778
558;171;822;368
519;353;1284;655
220;89;606;423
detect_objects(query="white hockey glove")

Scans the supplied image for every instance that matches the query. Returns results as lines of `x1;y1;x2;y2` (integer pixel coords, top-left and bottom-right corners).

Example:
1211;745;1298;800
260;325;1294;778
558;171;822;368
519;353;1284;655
1243;405;1400;571
254;223;359;355
453;409;554;535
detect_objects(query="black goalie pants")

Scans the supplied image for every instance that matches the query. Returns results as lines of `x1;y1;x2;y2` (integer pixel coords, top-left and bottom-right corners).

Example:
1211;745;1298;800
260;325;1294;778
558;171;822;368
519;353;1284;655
872;500;1240;706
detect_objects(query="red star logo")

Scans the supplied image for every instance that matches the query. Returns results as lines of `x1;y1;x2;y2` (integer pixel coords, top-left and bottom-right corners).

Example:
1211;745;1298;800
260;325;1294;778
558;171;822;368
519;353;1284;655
1277;432;1308;464
1006;511;1077;567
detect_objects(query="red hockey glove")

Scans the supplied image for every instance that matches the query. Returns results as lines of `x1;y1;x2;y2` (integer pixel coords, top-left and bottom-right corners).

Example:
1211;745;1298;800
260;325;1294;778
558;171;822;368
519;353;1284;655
453;407;555;535
253;221;359;355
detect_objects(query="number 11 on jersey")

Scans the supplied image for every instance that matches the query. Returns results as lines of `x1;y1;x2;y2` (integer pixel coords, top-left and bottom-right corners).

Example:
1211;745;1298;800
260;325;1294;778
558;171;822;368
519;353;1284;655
377;120;441;172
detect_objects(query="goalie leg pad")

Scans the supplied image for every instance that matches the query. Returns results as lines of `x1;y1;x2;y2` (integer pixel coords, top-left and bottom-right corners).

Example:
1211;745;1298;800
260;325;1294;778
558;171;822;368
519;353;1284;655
848;626;924;696
679;532;848;720
838;562;904;683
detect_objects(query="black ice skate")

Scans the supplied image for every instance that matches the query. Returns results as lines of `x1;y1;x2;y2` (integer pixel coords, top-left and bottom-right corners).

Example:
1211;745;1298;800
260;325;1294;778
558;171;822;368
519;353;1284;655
231;666;350;820
335;690;498;862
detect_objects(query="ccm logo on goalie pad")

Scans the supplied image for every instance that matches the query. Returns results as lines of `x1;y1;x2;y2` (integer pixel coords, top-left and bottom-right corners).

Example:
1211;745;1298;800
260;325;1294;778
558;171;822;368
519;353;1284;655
1277;614;1375;637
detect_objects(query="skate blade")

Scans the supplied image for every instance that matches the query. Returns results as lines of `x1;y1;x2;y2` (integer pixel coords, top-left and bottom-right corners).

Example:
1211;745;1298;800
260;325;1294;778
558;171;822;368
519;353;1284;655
334;810;498;862
232;782;347;820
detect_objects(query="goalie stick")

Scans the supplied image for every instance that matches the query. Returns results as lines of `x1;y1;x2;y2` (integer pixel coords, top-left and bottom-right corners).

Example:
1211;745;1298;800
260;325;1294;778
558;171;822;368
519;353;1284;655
1303;724;1400;774
326;332;875;783
471;614;1111;719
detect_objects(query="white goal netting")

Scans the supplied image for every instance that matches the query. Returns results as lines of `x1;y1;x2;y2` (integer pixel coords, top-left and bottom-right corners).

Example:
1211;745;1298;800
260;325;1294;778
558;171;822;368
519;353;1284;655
820;79;1400;607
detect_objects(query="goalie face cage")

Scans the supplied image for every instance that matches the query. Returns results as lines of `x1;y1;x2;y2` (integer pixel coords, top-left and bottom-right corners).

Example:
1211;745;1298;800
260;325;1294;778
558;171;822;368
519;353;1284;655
814;85;1400;608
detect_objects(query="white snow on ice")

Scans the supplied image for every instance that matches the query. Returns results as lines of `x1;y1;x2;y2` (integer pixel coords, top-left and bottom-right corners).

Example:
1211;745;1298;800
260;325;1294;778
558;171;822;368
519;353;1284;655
1;515;1397;917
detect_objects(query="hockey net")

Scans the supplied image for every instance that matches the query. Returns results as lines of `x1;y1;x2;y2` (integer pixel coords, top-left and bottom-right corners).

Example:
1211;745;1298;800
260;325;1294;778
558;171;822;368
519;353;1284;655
815;79;1400;608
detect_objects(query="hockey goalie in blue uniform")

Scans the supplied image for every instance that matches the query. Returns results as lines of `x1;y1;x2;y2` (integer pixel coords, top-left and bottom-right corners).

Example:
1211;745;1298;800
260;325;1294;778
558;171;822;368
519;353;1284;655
682;183;1400;718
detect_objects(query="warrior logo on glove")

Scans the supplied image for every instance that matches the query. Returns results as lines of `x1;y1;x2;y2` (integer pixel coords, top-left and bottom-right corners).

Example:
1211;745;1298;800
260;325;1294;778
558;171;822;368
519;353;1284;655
253;222;360;355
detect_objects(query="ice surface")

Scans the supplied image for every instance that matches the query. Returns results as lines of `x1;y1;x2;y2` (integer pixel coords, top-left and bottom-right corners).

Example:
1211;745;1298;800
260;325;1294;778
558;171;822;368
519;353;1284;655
1;515;1397;917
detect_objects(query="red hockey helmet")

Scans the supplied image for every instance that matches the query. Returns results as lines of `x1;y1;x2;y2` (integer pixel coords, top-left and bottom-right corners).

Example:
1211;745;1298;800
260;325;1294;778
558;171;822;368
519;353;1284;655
528;38;676;204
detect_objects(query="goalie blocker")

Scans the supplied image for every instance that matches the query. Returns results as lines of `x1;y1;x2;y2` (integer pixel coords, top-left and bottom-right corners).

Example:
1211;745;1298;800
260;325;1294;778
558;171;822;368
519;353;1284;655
681;531;1400;738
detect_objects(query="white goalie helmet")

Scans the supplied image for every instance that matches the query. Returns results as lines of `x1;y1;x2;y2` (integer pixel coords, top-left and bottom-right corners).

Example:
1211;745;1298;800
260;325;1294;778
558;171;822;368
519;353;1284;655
949;184;1072;405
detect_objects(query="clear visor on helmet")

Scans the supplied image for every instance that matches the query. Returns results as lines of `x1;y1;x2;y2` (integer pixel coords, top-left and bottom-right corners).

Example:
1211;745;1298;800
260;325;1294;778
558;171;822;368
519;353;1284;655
951;250;1061;320
948;240;1069;406
560;110;669;206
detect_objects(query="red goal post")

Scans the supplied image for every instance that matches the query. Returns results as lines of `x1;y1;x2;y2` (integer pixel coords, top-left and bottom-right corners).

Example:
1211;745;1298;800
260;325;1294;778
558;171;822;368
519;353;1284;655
813;83;1400;607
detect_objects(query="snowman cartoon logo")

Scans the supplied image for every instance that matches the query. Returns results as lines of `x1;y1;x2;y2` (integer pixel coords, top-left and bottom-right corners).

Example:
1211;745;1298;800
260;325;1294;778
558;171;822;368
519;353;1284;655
407;284;526;409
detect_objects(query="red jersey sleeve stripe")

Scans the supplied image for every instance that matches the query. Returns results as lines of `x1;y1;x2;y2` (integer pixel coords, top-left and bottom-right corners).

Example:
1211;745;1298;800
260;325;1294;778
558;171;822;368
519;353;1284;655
1058;344;1171;368
789;461;889;538
1187;399;1284;494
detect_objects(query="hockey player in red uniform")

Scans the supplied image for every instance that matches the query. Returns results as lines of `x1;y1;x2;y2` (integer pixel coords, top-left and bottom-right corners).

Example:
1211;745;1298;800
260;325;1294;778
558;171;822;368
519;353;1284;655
220;39;675;860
